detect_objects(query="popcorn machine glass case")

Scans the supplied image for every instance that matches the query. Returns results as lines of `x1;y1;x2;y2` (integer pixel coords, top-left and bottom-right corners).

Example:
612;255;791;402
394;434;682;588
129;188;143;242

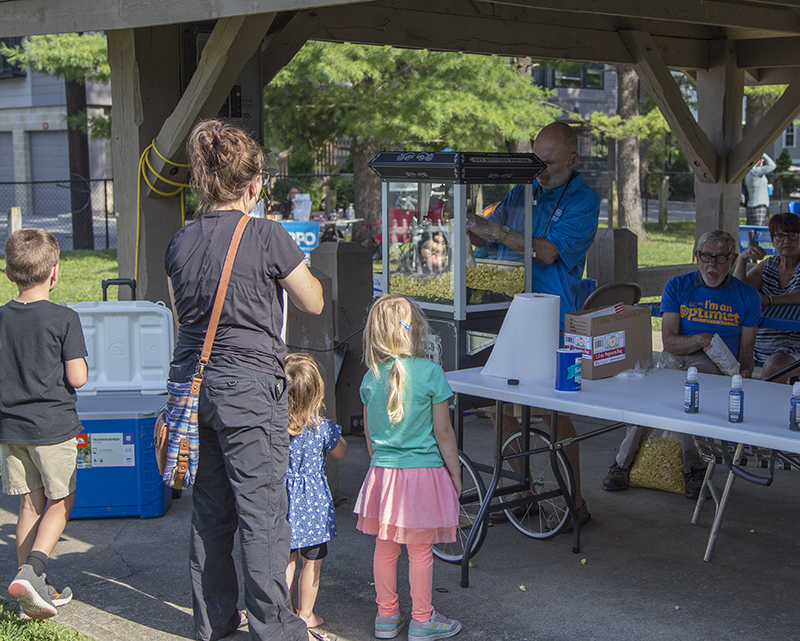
368;152;544;372
368;152;544;321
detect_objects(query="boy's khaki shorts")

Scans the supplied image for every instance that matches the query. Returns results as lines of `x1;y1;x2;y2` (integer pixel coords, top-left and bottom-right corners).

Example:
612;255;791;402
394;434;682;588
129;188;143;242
0;438;78;500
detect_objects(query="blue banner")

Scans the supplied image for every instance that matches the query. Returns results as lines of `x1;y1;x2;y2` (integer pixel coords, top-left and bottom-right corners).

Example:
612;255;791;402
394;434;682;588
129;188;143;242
280;221;320;256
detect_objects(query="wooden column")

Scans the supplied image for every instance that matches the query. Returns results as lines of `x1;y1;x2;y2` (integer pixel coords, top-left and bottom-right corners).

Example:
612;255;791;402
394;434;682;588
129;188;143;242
694;40;744;241
107;26;184;303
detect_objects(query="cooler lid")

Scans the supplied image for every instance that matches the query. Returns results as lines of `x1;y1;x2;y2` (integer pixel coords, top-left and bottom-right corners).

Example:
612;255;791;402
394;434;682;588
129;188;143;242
71;300;174;396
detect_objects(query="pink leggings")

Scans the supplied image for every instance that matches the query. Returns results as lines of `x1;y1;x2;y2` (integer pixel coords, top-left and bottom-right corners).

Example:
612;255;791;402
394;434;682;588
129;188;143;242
373;537;433;623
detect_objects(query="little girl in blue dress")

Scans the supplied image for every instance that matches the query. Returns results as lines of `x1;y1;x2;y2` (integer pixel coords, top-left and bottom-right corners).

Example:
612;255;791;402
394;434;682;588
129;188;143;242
284;353;348;631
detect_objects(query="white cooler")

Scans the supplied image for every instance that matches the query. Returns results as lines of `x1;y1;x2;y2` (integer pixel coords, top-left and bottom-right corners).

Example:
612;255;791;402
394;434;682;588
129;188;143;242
71;300;174;518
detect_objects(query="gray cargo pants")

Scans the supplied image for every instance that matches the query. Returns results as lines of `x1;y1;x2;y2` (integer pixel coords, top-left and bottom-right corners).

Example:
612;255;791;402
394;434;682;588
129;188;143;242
190;363;307;641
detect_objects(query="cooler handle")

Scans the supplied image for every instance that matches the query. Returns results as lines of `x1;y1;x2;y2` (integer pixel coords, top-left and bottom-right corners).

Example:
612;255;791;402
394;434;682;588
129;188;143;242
102;278;137;301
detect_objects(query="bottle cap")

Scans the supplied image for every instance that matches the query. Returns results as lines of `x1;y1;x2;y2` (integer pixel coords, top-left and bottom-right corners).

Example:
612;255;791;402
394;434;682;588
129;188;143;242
686;366;698;381
793;382;800;396
731;374;743;389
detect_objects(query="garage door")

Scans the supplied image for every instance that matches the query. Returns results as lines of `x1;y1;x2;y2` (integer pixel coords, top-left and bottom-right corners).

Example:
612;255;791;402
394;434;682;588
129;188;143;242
30;130;69;218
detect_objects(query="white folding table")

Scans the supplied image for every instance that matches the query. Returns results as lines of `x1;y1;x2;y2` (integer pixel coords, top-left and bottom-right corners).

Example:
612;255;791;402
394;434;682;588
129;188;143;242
445;367;800;585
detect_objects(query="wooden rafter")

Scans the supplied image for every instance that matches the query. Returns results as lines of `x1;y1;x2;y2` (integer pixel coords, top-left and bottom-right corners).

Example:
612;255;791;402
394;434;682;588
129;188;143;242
729;69;800;182
144;14;276;199
619;29;718;182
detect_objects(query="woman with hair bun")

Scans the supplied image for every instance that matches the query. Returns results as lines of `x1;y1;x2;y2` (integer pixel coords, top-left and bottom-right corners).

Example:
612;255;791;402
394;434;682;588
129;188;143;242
165;119;326;641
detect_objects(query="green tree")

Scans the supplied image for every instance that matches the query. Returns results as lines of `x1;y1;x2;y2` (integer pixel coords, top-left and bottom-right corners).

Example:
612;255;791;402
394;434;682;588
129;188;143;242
263;43;559;238
1;33;110;249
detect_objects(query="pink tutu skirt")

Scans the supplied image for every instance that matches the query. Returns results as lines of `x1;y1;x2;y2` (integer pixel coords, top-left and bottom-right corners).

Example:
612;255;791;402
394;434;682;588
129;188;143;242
354;466;459;545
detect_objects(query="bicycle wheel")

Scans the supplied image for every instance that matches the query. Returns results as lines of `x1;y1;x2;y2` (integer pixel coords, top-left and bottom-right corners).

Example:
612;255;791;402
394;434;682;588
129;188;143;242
497;428;575;539
433;451;487;563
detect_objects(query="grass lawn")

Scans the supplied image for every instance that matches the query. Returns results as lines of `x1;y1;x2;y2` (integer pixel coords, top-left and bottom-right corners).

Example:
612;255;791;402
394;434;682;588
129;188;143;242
0;250;118;305
0;601;94;641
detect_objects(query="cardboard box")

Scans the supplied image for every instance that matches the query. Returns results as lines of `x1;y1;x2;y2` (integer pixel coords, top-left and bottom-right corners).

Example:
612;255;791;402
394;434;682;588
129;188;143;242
563;305;652;380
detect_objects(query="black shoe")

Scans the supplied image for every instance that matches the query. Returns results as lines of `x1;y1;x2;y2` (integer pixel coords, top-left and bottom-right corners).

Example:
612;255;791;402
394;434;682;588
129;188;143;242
684;464;707;500
562;502;591;533
602;462;630;491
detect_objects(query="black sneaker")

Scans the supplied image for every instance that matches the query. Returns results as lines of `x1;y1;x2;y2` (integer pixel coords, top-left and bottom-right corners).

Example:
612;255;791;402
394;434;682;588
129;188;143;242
602;462;630;491
8;564;57;619
685;464;707;500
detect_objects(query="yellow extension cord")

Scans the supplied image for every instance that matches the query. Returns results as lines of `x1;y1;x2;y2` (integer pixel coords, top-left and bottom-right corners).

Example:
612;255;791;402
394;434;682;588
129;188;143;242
136;140;191;284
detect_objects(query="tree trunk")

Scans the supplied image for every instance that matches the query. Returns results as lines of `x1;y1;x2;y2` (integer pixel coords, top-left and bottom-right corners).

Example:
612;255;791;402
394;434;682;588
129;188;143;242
352;137;382;244
65;79;94;250
509;57;534;153
617;66;647;240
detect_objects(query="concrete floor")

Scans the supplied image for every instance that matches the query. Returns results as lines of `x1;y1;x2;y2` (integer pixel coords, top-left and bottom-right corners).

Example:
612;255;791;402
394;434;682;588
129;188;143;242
1;411;798;640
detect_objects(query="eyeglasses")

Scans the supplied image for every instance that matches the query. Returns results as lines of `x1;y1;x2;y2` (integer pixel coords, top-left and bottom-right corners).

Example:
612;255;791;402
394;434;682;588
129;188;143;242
773;232;800;242
697;252;733;264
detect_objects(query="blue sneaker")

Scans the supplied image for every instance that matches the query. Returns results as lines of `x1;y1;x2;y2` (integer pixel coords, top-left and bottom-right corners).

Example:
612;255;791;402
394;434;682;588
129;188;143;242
407;609;461;640
375;611;405;639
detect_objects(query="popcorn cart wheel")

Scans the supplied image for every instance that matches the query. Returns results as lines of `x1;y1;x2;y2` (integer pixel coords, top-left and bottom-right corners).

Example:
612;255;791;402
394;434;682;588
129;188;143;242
497;428;575;539
432;451;487;563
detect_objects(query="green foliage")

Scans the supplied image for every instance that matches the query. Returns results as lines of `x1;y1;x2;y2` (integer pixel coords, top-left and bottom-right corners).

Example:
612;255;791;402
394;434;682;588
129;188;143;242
772;148;800;199
0;599;96;640
328;174;355;209
0;33;109;83
0;250;118;304
1;34;112;139
264;43;559;154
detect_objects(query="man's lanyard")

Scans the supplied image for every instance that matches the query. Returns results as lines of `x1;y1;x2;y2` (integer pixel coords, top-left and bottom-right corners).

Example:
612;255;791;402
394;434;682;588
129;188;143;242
536;172;573;239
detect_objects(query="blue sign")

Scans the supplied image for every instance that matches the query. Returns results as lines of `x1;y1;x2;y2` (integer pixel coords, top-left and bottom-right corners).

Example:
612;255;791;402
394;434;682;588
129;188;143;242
280;221;320;256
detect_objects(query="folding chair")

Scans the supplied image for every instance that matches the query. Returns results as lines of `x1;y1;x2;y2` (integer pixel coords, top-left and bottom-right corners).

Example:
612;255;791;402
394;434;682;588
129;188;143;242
690;437;800;561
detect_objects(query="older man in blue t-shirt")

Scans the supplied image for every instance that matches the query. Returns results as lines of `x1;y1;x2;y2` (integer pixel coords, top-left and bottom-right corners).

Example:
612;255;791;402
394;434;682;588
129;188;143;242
466;121;600;528
603;229;762;499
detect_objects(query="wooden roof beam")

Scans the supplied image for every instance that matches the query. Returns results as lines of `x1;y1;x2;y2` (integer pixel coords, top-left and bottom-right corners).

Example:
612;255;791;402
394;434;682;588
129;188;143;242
144;14;276;199
728;69;800;182
312;4;709;69
619;29;718;182
261;11;320;86
489;0;800;33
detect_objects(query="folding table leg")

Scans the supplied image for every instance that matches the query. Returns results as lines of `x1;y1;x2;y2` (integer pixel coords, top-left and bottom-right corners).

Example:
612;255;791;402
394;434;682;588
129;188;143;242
703;443;745;562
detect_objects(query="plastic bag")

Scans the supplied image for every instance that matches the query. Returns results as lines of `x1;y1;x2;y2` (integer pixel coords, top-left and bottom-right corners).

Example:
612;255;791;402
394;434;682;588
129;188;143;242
656;351;683;370
629;429;684;494
704;333;740;376
614;360;653;378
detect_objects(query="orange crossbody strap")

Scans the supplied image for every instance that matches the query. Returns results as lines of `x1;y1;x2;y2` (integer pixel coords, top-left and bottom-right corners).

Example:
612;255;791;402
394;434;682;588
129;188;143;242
192;214;250;392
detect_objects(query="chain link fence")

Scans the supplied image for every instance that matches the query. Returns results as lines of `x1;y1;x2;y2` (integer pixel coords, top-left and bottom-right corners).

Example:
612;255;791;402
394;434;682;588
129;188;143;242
0;178;116;251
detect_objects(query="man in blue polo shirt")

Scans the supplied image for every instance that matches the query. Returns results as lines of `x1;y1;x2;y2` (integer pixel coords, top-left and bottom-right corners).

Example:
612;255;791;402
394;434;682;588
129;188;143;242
603;230;761;499
466;121;600;330
466;121;600;529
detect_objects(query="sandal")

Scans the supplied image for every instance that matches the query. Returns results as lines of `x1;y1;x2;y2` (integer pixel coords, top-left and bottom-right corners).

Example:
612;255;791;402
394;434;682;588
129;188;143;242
309;629;337;641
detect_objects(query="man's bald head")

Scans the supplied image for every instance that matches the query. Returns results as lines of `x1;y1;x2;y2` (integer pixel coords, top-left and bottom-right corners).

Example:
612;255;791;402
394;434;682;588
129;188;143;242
533;122;580;190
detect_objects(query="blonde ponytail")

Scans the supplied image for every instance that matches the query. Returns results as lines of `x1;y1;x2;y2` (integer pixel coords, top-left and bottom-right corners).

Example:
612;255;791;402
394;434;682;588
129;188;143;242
363;295;431;425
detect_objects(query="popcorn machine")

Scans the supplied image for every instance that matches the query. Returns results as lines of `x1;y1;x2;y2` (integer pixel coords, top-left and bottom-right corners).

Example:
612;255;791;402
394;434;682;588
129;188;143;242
368;151;545;372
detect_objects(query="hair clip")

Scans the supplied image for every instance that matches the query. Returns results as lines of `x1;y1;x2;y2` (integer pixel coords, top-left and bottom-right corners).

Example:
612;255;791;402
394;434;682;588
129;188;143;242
399;320;411;331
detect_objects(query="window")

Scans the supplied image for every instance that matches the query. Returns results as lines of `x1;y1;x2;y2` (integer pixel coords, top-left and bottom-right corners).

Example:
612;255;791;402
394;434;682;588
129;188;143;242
784;125;796;148
553;63;604;89
0;37;25;79
532;62;605;90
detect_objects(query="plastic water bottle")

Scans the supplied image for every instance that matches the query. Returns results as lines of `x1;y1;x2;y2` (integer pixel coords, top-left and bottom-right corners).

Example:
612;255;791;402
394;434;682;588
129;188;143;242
728;374;744;423
684;366;699;414
790;382;800;431
346;203;355;220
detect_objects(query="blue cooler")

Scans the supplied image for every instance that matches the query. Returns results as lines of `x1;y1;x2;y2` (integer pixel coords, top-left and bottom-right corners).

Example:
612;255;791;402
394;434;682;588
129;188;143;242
71;300;174;519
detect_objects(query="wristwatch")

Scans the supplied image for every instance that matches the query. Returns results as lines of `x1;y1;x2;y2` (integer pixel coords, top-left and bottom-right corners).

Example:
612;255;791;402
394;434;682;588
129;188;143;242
497;225;510;242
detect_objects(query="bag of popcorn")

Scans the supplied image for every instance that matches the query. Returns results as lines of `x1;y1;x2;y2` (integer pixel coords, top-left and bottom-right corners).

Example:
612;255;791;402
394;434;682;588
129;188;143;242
629;429;685;494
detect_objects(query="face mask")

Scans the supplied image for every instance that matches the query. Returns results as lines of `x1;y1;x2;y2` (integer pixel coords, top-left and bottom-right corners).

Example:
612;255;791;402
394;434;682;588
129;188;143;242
249;199;266;219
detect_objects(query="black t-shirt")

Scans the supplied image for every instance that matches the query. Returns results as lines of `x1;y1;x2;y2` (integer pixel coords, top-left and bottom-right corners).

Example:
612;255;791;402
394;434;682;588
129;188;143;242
165;210;306;380
0;300;88;445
